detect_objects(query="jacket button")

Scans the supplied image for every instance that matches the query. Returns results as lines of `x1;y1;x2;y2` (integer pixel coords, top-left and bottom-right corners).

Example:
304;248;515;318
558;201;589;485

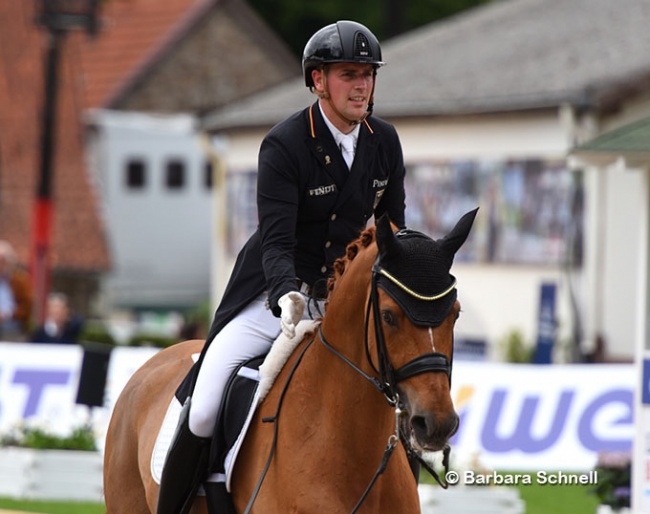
325;241;331;248
330;213;337;221
321;266;327;274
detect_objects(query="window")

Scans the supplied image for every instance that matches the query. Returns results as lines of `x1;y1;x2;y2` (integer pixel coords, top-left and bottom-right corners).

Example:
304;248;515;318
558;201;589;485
126;159;146;189
204;160;213;189
166;159;185;190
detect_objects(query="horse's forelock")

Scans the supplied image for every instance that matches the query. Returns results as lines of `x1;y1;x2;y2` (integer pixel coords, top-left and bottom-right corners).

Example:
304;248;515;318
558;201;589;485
327;226;377;294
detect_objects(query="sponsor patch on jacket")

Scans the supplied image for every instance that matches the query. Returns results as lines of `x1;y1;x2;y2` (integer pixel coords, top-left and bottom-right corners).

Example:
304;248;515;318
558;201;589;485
309;184;337;196
373;188;385;209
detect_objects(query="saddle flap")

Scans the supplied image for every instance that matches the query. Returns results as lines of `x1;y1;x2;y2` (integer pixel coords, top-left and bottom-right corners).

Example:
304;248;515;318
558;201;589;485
210;355;265;473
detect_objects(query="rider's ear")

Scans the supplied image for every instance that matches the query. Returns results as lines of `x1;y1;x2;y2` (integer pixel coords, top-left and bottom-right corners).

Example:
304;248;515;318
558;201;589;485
376;214;396;260
312;68;324;92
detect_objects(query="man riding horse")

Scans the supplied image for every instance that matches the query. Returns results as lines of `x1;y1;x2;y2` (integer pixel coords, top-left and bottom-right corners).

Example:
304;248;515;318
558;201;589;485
157;20;407;514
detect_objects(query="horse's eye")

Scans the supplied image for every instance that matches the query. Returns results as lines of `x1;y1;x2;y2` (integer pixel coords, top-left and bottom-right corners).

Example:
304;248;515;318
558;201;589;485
381;309;396;327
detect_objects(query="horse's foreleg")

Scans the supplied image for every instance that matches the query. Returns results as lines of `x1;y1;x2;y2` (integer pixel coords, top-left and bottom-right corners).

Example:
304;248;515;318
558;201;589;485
104;404;152;513
104;450;151;512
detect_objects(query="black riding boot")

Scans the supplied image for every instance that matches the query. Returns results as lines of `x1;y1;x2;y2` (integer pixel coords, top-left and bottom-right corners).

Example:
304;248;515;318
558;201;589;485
156;398;210;514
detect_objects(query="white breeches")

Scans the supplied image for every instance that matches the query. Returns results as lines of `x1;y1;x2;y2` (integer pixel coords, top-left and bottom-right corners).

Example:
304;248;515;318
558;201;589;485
188;293;322;438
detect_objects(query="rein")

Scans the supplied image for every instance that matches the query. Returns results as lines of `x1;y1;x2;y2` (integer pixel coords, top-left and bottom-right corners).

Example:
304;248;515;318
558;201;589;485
315;255;455;509
245;250;455;512
243;335;316;514
319;326;452;507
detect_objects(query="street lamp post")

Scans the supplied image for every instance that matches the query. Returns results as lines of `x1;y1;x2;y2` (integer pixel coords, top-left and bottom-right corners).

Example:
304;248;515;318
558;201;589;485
32;0;99;324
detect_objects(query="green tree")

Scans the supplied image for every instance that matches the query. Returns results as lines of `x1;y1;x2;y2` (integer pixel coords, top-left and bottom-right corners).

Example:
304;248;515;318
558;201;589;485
249;0;493;58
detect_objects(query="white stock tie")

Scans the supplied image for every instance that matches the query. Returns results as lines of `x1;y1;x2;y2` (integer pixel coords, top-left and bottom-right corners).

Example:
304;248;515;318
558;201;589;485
339;137;355;169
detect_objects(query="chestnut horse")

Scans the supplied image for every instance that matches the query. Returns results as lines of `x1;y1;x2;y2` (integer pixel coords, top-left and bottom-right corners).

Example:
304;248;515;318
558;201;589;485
104;209;477;513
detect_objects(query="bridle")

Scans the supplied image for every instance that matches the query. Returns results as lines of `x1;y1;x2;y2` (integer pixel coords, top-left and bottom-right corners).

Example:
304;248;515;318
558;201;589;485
316;235;457;510
246;234;456;513
369;255;454;401
321;229;456;406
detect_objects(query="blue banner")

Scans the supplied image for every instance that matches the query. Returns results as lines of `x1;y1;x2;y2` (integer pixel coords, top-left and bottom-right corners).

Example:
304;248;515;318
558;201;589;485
533;282;557;364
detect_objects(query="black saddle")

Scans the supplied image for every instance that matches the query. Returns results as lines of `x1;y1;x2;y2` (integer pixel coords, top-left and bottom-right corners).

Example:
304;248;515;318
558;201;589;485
175;354;267;514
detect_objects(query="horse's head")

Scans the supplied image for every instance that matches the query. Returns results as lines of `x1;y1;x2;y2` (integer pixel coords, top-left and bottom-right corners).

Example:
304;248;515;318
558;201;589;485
370;208;478;451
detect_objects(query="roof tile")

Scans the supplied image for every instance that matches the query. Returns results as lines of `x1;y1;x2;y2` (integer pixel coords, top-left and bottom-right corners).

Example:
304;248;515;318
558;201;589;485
80;0;209;108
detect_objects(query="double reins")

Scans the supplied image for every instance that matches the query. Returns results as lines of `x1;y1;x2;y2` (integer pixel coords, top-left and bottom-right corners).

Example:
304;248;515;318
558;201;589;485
246;252;455;513
316;257;454;511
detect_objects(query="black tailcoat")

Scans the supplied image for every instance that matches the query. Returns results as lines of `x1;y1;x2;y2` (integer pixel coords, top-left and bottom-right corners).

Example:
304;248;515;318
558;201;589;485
204;102;406;344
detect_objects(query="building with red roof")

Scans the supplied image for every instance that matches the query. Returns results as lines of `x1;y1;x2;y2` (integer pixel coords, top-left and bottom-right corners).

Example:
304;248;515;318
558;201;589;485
0;0;297;325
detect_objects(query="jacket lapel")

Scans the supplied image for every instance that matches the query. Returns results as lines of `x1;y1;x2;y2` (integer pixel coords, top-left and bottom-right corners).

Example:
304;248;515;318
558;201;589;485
333;118;380;208
305;103;349;189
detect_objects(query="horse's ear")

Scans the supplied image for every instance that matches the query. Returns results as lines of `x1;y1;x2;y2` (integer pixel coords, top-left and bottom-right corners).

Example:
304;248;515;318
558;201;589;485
440;207;479;257
376;213;397;259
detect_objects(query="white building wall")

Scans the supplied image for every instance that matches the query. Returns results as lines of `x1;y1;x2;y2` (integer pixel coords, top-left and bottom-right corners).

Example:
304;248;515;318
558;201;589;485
211;107;641;361
214;112;570;357
90;110;213;311
394;113;569;159
633;167;650;513
599;162;645;359
394;112;581;359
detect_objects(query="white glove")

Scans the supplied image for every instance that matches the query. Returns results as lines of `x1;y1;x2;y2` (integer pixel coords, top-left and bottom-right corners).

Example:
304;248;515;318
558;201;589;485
278;291;306;339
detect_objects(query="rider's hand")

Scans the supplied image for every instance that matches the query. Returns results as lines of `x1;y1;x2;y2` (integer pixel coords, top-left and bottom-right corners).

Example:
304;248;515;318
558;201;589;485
278;291;306;339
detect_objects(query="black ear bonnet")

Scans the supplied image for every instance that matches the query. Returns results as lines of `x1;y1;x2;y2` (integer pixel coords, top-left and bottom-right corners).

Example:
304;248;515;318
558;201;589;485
374;208;478;327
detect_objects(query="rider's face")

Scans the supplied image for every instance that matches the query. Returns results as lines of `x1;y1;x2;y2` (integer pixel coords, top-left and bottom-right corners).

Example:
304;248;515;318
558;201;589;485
312;63;375;133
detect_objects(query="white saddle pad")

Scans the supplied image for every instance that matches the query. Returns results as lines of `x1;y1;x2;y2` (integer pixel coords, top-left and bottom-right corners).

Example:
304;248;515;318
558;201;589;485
150;320;320;490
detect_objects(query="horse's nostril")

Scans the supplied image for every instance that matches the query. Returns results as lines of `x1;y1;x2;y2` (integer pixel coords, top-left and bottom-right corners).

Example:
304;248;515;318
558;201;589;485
411;415;428;436
411;412;459;442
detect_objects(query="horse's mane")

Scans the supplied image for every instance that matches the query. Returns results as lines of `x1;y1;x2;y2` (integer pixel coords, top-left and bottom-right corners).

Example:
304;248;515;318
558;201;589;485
326;226;377;296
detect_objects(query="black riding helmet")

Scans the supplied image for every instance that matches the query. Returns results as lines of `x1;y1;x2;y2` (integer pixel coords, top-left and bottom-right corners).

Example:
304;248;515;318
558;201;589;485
302;20;385;88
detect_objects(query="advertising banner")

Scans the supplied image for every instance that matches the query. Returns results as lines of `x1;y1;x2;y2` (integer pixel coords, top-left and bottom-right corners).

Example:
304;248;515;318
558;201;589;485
0;342;158;436
0;344;634;472
451;362;634;471
0;343;84;434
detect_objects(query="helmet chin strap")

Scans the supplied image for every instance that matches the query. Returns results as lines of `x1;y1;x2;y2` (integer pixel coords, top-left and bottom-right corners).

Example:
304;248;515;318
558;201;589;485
318;70;377;128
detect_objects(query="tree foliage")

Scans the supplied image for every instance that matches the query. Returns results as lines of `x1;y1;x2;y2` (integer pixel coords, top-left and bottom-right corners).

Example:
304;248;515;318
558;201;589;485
249;0;493;58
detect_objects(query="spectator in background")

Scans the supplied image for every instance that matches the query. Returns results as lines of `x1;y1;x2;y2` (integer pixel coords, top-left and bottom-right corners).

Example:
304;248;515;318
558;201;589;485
30;292;83;344
0;240;32;341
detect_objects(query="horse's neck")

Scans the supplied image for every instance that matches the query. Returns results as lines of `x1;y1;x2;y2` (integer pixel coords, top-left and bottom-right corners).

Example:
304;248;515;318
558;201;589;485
303;253;394;447
308;315;394;448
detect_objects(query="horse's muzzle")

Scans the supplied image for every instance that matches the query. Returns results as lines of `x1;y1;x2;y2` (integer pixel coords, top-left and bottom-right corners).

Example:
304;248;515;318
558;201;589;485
410;410;459;451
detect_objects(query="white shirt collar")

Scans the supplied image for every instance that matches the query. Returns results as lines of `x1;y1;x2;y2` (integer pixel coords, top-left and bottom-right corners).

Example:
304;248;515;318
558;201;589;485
318;102;360;149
